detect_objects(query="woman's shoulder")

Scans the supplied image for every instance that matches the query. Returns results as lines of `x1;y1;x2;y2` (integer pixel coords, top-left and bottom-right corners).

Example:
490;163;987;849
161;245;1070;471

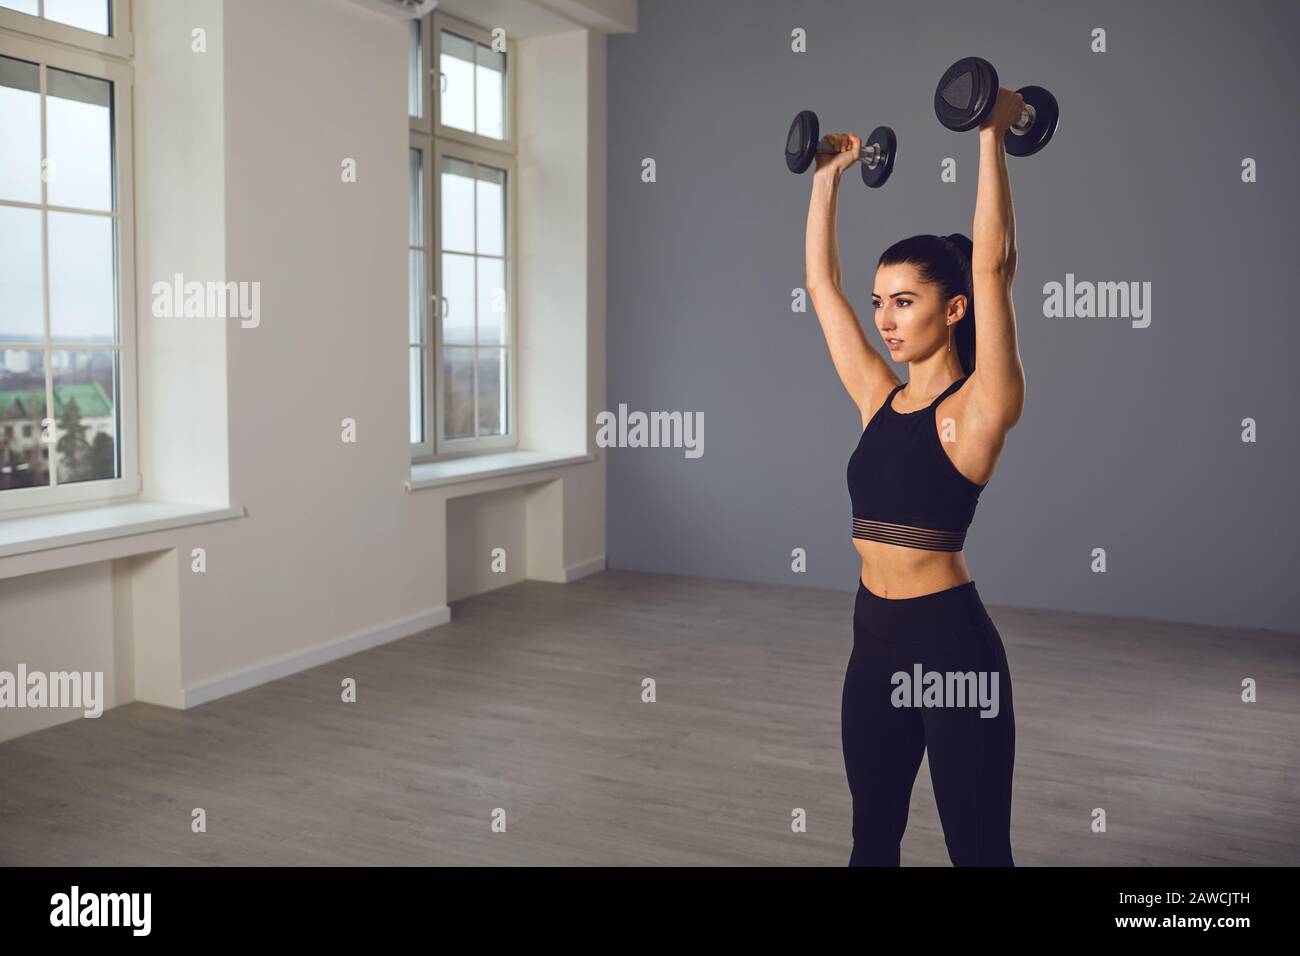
858;376;904;430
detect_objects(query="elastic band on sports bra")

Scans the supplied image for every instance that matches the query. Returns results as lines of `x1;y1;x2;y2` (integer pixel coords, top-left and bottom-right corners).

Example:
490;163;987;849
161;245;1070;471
851;517;966;552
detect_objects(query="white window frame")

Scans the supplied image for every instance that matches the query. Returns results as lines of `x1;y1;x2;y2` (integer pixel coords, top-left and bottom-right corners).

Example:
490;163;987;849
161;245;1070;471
430;12;514;153
0;0;132;59
0;13;138;517
408;139;431;456
407;14;424;130
430;140;517;456
409;9;518;463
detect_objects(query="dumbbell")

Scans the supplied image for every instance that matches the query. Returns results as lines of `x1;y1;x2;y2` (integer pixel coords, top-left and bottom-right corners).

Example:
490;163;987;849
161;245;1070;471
933;57;1059;156
784;110;897;187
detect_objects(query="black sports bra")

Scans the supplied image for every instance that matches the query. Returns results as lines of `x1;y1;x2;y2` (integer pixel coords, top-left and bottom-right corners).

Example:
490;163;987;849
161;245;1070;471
847;376;987;552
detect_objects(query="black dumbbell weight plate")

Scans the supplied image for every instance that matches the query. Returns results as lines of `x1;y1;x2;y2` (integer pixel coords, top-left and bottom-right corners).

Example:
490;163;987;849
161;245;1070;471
785;109;820;173
860;125;896;188
1005;85;1058;156
934;56;999;132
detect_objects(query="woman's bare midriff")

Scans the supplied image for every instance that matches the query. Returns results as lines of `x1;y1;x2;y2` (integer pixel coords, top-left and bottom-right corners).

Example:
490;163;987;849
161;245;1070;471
854;537;973;599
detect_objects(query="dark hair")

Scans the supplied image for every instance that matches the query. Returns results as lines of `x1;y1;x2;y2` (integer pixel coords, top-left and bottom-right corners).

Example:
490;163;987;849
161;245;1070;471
877;233;976;374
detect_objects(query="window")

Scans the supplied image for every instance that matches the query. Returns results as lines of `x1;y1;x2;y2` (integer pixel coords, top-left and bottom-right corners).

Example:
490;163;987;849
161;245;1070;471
0;0;108;35
407;18;422;121
436;25;507;145
410;11;515;461
437;154;508;441
0;7;135;513
409;145;426;445
0;0;128;57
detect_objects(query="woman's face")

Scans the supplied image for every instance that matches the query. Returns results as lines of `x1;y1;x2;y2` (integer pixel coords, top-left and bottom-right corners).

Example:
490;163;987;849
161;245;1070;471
871;262;964;363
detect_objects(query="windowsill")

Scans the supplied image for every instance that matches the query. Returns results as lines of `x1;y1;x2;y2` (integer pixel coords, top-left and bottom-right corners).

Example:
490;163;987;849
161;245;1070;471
0;499;246;560
406;449;596;490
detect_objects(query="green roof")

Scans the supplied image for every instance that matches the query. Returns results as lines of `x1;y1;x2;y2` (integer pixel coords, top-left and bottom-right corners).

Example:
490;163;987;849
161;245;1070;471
0;382;113;421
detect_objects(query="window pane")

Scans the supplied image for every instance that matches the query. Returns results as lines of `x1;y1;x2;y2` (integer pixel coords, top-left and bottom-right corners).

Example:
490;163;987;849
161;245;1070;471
440;156;474;254
0;1;39;16
476;348;506;437
0;348;49;491
47;67;113;211
51;348;116;484
442;347;473;439
476;164;504;256
409;346;423;444
439;30;474;133
409;249;425;343
43;0;109;35
409;148;423;246
408;19;422;118
441;252;474;346
0;206;43;342
0;55;41;203
49;211;116;343
476;256;505;346
475;44;505;140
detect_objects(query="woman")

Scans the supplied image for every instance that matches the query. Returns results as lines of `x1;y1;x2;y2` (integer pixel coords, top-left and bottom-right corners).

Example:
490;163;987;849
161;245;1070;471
804;88;1027;866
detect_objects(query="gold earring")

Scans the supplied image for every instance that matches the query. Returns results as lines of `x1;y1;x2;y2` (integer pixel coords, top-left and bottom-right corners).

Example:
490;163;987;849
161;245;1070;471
947;324;952;352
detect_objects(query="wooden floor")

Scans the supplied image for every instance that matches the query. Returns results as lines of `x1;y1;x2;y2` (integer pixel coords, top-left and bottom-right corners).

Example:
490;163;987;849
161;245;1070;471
1;569;1296;866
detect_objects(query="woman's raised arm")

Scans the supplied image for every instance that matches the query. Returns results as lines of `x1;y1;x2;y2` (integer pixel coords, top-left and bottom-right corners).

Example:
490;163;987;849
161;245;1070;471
968;90;1028;431
805;132;899;415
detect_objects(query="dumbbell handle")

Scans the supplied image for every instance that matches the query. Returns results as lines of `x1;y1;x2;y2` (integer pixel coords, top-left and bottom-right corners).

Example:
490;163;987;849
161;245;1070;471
1009;103;1036;136
814;138;886;169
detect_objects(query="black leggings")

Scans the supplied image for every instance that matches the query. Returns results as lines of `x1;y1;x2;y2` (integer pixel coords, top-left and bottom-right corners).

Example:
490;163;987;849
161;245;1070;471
841;577;1015;866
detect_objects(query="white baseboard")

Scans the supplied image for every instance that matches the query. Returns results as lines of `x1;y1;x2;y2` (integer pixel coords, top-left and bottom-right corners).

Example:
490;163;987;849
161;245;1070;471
182;606;451;708
564;555;606;582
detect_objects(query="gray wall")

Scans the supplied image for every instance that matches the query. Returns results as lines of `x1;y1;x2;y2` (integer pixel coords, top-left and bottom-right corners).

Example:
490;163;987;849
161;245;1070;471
606;0;1299;633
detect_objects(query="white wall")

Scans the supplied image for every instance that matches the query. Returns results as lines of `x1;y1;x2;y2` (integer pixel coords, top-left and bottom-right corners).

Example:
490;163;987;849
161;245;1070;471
447;488;528;600
514;28;608;581
0;564;119;739
518;30;591;456
133;0;230;507
0;0;609;742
